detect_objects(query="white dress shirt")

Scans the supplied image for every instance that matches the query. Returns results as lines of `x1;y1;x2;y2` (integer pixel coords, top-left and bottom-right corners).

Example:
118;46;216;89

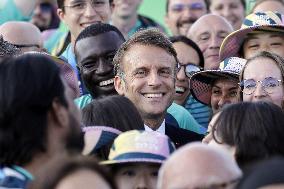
144;119;165;134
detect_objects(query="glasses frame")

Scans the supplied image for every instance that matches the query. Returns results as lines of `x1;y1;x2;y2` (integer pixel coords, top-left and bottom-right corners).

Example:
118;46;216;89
170;2;205;12
239;77;283;95
63;0;108;14
177;62;203;78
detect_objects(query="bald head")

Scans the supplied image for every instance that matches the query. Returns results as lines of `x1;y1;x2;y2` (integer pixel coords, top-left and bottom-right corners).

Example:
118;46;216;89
187;14;233;70
158;142;242;189
0;21;43;53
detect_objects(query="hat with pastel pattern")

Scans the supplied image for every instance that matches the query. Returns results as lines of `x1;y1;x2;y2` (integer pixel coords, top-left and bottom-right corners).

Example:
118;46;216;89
101;130;176;165
219;11;284;61
189;57;247;105
82;126;122;156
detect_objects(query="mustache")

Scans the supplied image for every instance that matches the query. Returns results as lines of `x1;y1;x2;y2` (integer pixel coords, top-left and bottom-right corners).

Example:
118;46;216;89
176;18;197;28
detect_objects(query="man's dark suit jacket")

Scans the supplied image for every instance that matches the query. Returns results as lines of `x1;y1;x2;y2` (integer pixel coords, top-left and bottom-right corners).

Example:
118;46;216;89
165;113;204;148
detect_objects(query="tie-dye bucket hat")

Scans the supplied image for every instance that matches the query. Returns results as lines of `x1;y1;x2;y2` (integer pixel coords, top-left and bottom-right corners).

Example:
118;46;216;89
219;11;284;61
101;130;176;165
189;57;247;105
82;126;122;156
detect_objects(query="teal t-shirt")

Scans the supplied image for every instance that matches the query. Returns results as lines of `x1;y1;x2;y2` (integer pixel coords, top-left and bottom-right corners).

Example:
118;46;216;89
74;94;92;109
167;103;206;134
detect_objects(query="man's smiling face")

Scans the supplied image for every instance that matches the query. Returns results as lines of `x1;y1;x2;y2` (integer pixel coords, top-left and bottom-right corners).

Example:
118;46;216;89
114;44;176;119
76;31;124;98
57;0;112;42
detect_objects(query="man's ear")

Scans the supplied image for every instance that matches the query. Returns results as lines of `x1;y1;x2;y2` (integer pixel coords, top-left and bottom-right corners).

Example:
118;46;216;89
50;98;69;128
114;75;125;95
57;9;66;23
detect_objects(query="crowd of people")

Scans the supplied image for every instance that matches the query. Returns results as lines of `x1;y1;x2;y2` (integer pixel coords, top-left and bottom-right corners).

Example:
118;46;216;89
1;0;284;188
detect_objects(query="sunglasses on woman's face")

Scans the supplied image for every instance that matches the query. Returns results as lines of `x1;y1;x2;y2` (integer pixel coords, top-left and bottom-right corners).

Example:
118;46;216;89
177;62;203;78
39;2;53;12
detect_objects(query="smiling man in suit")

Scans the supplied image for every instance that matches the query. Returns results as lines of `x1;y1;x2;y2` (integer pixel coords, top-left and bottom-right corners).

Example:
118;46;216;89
113;28;203;148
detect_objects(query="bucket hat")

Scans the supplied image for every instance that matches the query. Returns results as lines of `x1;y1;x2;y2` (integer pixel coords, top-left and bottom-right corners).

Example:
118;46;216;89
101;130;175;165
189;57;247;105
219;11;284;61
82;126;122;156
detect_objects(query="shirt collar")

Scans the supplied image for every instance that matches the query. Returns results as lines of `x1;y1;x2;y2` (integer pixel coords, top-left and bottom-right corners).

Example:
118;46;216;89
144;119;165;134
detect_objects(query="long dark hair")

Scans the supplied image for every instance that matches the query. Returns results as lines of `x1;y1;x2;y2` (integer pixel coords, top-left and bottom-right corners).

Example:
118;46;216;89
82;95;144;132
0;54;67;166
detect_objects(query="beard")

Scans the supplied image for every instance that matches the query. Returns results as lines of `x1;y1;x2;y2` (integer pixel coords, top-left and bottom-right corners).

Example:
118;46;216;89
65;113;84;154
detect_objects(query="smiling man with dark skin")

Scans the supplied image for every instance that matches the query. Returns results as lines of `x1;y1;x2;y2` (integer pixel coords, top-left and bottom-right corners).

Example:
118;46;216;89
74;23;125;108
56;0;114;95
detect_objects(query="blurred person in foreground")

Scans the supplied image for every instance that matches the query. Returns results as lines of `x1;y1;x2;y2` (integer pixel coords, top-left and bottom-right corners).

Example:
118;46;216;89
158;142;242;189
210;102;284;169
0;54;83;189
237;156;284;189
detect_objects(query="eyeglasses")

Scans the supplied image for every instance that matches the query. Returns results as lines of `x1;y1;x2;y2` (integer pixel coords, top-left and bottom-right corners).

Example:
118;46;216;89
39;2;52;12
177;63;202;78
63;0;108;14
170;2;205;12
239;77;283;95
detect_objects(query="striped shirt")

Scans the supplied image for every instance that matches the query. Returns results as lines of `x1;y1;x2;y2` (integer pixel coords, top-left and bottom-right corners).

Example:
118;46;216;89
185;96;212;128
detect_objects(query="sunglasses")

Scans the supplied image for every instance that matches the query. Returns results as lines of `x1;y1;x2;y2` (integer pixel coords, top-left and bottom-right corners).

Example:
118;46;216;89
39;2;53;12
170;2;205;12
177;63;203;78
239;77;283;95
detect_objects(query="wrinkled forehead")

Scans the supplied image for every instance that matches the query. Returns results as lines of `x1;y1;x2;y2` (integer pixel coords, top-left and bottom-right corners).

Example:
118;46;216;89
122;44;177;69
190;15;232;35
